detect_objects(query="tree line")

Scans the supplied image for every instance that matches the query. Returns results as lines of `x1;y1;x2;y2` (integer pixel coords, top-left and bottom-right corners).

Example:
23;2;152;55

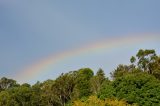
0;49;160;106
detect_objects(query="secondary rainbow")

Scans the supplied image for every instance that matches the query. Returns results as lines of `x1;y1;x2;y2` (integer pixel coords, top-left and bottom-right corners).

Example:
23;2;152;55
16;34;160;82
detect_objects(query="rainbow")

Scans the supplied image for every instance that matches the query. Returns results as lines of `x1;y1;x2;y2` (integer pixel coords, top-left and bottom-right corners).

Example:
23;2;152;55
16;34;160;82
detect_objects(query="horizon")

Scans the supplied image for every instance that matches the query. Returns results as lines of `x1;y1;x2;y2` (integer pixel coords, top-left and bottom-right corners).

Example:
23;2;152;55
0;0;160;84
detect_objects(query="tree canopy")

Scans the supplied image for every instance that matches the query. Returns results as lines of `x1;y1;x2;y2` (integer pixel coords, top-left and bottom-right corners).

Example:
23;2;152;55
0;49;160;106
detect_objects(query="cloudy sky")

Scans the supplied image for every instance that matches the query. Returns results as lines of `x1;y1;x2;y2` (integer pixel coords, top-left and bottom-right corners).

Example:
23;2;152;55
0;0;160;84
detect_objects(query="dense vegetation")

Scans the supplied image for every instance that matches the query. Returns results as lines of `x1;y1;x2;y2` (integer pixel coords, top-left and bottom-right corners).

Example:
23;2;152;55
0;49;160;106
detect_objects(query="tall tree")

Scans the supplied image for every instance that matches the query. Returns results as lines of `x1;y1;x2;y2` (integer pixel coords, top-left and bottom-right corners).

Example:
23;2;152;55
0;77;19;91
136;49;156;72
73;68;94;99
52;71;78;106
133;49;160;79
90;68;106;95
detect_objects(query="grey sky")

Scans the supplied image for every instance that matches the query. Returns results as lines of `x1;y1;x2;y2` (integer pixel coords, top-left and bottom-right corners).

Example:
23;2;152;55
0;0;160;83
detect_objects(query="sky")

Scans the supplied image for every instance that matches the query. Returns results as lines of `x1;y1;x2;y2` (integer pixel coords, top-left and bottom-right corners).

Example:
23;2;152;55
0;0;160;84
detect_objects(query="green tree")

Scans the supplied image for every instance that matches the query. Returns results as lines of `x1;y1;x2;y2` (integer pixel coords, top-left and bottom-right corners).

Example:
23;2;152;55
9;86;33;106
21;83;31;88
136;49;157;73
90;68;106;95
111;64;139;79
152;56;160;79
0;77;19;91
130;56;136;64
73;68;94;99
31;81;44;106
51;71;78;106
131;49;160;79
113;73;160;106
39;79;61;106
0;91;12;106
98;80;115;99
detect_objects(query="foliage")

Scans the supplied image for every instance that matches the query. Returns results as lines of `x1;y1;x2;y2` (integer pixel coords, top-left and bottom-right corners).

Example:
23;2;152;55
0;49;160;106
0;91;11;106
73;96;134;106
133;49;160;79
0;77;19;91
98;80;115;99
73;68;94;99
90;68;106;95
113;73;160;106
52;71;78;105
